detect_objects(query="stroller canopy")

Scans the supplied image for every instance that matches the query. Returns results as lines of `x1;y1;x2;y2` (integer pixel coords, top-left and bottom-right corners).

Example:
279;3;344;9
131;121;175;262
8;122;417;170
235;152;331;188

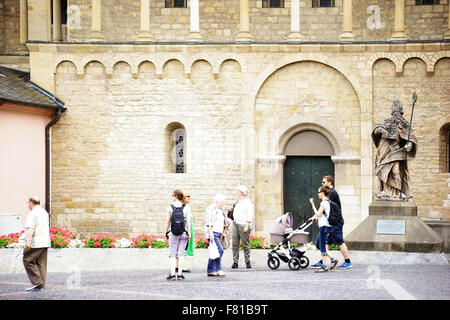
270;212;293;235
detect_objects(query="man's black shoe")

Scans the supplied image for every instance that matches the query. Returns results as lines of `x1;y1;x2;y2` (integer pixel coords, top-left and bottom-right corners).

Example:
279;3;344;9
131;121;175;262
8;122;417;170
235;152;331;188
231;263;238;269
246;262;251;269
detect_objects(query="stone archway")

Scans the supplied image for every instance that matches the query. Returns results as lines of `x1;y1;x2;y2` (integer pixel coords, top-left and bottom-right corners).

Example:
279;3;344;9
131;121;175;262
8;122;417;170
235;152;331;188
253;60;362;238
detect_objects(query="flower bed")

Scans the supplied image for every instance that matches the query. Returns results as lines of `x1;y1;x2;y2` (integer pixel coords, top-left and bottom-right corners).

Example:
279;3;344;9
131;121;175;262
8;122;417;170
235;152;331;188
194;236;209;249
84;234;117;248
0;231;24;248
50;227;76;248
132;234;168;248
0;228;314;250
249;235;268;249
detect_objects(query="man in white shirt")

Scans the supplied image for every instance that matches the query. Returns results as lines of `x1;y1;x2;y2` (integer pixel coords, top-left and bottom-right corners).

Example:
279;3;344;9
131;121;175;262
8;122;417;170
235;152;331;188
231;185;254;269
22;196;50;291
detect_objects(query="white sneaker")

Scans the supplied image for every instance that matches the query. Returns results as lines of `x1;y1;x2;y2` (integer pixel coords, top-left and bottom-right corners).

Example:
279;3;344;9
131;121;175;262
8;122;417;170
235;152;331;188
25;284;41;291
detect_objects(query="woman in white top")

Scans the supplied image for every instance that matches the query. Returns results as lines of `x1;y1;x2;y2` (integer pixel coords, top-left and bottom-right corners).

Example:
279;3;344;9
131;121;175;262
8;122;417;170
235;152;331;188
309;185;334;273
165;189;191;280
205;194;230;276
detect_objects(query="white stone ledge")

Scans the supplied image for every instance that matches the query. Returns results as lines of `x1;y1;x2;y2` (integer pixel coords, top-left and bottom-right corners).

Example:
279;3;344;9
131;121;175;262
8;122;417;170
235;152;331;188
331;155;361;163
0;248;447;274
256;154;286;164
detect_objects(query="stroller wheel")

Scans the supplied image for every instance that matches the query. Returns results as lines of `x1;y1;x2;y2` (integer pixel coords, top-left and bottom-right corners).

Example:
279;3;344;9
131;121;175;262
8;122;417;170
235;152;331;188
299;256;309;269
267;256;280;270
288;257;301;271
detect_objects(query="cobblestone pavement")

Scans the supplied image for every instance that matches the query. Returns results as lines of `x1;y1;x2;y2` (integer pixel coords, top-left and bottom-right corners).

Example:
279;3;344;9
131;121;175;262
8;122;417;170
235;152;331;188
0;263;449;300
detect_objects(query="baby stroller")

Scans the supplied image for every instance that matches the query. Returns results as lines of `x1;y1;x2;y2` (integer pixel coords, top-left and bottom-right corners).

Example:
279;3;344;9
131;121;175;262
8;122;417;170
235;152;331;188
267;212;313;271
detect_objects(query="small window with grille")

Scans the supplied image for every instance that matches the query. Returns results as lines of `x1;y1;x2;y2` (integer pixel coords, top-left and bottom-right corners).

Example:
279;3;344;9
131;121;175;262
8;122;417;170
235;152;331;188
165;0;187;8
312;0;335;7
415;0;439;5
262;0;285;8
165;123;186;174
174;128;185;173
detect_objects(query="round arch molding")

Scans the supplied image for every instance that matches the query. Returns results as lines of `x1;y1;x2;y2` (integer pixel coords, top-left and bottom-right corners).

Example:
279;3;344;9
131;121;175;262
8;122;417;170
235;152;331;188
245;54;366;117
250;57;367;237
278;121;343;156
283;130;334;156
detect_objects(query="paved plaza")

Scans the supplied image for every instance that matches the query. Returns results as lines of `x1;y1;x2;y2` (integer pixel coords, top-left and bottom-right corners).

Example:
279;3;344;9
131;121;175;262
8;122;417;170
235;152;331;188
1;263;449;300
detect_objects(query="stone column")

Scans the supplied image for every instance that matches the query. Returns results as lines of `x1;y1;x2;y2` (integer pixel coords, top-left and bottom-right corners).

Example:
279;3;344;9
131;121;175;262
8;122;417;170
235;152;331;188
137;0;154;41
52;0;62;41
391;0;406;40
236;0;252;42
445;2;450;40
27;0;51;41
88;0;104;41
288;0;302;42
339;0;354;41
19;0;28;50
187;0;202;41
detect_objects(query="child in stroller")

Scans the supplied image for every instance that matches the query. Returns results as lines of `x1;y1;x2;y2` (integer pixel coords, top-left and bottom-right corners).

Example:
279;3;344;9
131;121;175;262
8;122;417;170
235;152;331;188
267;212;313;271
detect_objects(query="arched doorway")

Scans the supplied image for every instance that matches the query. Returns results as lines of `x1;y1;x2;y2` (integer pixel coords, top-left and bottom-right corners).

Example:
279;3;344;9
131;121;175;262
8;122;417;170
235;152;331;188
251;59;363;239
283;130;335;241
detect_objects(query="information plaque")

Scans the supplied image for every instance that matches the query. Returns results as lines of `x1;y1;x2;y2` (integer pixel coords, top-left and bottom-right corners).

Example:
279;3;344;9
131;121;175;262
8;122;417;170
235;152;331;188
376;220;405;235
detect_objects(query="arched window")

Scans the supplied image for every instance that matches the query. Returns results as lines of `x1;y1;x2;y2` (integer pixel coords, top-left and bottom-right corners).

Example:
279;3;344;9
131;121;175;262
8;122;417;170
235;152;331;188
440;123;450;173
165;123;186;173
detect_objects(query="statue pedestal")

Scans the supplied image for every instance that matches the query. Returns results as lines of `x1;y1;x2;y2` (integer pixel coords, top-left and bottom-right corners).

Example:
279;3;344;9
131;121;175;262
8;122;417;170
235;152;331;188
345;201;442;252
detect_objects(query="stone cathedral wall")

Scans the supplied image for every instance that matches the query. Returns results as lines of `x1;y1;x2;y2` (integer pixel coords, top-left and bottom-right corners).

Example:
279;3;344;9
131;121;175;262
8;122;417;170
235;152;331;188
29;42;448;238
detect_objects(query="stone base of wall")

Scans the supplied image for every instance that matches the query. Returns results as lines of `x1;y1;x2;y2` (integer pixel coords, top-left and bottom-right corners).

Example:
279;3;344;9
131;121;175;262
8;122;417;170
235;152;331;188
426;220;450;253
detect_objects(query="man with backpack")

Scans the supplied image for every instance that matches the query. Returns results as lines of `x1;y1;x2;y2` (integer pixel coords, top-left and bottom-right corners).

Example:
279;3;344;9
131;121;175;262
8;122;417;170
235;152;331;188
165;189;192;280
311;175;352;270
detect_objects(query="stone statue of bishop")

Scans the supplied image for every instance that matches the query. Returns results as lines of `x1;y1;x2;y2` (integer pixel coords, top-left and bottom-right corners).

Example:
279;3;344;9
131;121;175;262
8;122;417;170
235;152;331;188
371;100;418;200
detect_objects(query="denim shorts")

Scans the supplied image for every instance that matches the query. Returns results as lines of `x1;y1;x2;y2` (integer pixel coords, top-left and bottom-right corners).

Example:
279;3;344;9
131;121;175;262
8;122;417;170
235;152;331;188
327;223;345;246
315;226;329;256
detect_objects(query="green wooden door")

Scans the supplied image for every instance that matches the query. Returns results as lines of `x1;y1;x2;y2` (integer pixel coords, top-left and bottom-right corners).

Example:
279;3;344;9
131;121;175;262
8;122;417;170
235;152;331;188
283;156;335;242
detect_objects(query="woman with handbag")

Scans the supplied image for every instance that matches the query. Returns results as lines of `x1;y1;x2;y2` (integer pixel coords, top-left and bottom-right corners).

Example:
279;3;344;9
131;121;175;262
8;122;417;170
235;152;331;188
205;194;230;277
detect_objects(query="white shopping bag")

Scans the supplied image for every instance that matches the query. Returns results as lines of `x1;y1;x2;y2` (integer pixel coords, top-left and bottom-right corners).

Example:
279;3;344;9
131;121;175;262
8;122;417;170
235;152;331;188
208;240;220;260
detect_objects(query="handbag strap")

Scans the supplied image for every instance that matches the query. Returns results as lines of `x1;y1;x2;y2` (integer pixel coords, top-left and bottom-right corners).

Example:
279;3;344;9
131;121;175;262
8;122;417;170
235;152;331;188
221;209;231;229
